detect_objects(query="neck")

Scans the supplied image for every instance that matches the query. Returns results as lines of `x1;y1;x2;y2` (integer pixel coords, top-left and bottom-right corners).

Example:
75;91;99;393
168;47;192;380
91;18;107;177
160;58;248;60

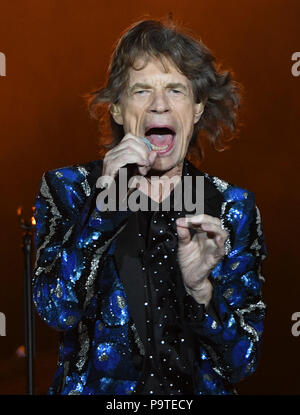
141;161;183;203
145;161;183;181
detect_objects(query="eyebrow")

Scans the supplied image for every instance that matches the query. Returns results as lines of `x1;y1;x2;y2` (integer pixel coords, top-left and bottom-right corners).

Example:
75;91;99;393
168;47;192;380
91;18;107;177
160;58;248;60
128;82;189;93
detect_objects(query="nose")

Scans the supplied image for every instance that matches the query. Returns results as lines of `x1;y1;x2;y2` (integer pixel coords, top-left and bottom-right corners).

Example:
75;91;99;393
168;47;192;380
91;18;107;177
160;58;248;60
148;90;170;114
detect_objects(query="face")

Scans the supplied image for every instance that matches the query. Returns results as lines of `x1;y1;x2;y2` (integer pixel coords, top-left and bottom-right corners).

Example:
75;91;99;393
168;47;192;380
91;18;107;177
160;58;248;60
110;55;205;173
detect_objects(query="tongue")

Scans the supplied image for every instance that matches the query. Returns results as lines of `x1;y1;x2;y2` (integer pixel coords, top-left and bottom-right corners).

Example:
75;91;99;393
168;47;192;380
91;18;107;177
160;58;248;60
147;134;173;147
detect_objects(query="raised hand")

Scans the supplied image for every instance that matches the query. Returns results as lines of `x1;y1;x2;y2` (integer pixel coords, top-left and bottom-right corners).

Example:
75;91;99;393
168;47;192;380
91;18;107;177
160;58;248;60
176;214;229;305
97;133;157;189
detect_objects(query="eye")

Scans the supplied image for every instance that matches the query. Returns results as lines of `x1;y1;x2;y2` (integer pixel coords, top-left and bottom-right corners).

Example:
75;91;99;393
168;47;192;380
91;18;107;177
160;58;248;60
171;89;182;94
135;90;149;95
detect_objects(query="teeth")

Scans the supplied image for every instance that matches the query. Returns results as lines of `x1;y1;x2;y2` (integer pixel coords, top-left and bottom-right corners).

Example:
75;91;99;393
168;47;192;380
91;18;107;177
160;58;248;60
151;144;168;150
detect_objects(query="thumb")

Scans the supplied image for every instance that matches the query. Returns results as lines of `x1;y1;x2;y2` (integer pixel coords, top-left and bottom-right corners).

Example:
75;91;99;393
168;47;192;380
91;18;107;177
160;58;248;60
149;151;157;164
176;223;191;246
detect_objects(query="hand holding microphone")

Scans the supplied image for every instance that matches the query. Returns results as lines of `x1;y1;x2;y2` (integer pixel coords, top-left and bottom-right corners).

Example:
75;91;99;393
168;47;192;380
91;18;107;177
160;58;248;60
97;133;157;191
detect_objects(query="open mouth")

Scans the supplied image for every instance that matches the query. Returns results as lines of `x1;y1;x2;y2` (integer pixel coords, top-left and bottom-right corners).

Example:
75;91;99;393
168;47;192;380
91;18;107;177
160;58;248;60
145;126;176;153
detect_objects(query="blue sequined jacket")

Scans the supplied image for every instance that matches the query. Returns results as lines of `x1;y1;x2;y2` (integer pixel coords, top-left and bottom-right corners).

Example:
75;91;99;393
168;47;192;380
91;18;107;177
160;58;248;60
32;158;267;395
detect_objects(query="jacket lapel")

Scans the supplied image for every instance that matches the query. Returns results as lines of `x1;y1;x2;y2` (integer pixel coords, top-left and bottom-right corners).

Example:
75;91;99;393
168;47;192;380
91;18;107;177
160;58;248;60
113;212;147;348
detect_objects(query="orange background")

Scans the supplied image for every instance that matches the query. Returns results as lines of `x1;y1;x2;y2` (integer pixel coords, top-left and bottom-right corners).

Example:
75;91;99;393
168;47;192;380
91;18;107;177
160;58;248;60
0;0;299;394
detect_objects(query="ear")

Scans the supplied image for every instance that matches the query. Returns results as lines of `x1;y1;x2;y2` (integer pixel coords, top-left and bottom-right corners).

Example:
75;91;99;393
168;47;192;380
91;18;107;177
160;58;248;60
193;101;205;124
109;103;124;125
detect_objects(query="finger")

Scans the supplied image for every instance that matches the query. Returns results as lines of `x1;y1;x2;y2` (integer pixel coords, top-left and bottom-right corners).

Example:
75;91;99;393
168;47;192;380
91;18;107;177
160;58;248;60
106;149;151;167
176;223;191;246
138;165;149;176
117;139;149;159
176;218;219;232
103;153;152;179
200;222;228;241
103;136;151;169
96;175;113;190
105;137;156;165
177;214;221;227
121;135;152;157
148;150;157;165
176;219;228;242
215;234;225;249
190;214;221;227
176;220;207;238
137;151;158;176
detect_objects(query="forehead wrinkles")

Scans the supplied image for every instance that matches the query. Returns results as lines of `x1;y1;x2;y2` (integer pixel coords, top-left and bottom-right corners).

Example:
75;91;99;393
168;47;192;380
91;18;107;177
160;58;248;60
128;61;191;91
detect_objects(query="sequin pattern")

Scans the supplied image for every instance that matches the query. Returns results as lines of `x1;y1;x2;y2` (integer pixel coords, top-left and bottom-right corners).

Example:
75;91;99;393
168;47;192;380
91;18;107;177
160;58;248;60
33;158;267;395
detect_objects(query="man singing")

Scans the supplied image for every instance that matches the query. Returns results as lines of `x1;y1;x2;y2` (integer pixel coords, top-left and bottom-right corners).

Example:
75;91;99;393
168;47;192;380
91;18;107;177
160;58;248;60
32;19;267;395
